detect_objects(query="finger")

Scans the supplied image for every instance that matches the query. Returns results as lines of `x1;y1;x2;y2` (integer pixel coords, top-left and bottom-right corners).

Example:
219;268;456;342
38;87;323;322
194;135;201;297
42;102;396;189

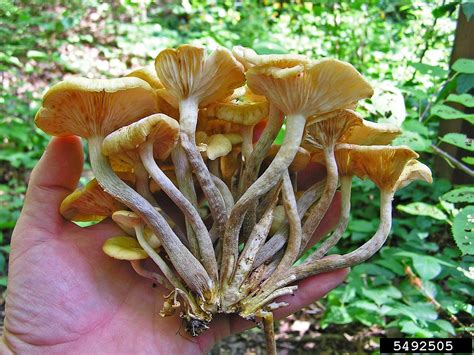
19;136;84;229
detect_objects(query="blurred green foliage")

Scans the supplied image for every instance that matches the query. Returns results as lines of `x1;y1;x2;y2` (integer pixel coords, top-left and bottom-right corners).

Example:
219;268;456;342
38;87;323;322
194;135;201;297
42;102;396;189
1;0;472;342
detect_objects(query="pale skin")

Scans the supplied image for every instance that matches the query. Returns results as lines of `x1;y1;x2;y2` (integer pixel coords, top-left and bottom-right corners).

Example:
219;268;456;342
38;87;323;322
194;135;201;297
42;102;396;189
1;136;348;354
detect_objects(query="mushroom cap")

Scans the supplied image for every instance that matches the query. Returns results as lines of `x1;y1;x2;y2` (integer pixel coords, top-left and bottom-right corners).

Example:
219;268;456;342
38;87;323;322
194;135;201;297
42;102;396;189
214;86;269;126
247;58;373;118
395;159;433;191
155;44;245;106
126;66;164;89
220;147;241;180
304;109;363;148
232;46;309;70
206;134;233;160
266;145;311;172
341;119;401;145
60;178;125;222
336;144;419;190
102;236;148;260
112;210;142;228
35;77;158;138
102;113;179;161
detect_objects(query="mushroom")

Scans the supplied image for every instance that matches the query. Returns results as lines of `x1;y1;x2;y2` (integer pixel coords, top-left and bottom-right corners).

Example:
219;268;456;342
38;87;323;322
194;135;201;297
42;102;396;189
221;62;373;287
60;178;125;222
35;77;213;299
103;113;218;285
155;44;245;235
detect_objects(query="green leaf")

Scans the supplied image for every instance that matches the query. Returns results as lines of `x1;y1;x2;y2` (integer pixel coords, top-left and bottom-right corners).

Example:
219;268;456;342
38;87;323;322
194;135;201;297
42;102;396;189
462;156;474;165
274;124;286;145
452;206;474;255
452;58;474;74
26;50;49;60
462;2;474;21
431;104;474;124
433;319;455;335
442;187;474;203
348;219;377;233
0;276;7;287
440;133;473;151
457;74;474;93
413;256;442;279
402;119;429;136
392;130;431;152
446;93;474;107
411;62;448;77
397;202;448;220
400;320;434;337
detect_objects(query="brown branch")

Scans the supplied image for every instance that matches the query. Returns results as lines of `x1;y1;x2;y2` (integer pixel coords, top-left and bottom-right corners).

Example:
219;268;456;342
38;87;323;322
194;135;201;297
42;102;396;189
431;144;474;177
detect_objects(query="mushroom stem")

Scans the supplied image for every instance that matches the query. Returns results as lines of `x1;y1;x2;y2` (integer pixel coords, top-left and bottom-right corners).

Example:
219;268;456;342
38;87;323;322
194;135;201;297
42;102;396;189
171;145;200;257
291;190;393;281
130;259;172;290
89;136;212;296
252;179;326;268
220;114;306;286
306;176;352;261
299;146;339;253
239;104;284;197
134;163;157;206
139;142;218;282
240;125;254;162
179;98;228;233
211;174;234;215
222;189;279;307
257;310;277;355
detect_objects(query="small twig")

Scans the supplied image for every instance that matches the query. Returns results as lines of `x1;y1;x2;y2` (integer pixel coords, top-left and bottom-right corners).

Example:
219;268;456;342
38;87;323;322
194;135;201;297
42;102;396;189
431;144;474;177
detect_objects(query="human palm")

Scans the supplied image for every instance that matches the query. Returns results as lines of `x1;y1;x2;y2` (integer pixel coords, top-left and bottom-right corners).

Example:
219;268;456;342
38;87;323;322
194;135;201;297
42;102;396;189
1;136;347;354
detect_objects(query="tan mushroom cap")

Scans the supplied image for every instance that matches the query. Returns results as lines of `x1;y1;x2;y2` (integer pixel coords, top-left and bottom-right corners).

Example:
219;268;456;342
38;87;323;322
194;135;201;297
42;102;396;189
102;113;179;161
341;119;401;145
206;134;233;160
155;44;245;106
214;86;269;126
35;77;158;138
311;144;364;177
395;159;432;190
60;178;125;222
305;109;363;148
247;58;373;118
112;210;161;249
126;66;163;89
266;145;311;172
221;147;241;181
102;236;148;260
336;144;419;191
232;46;309;70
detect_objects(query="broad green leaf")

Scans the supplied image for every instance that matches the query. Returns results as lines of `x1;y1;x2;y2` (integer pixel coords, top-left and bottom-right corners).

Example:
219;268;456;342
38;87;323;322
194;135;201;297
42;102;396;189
348;219;377;233
397;202;448;220
440;133;473;151
0;276;7;287
26;50;49;60
452;206;474;255
402;119;429;136
457;74;474;93
400;320;434;337
446;93;474;108
411;62;448;77
393;130;431;152
413;255;442;279
462;2;474;22
433;319;455;335
274;124;286;145
452;58;474;74
462;156;474;165
393;251;455;267
442;187;474;203
431;104;474;124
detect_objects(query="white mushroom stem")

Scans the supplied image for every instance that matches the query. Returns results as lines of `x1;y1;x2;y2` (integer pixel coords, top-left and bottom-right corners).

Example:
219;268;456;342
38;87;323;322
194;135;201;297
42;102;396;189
89;136;212;296
171;145;200;257
305;176;352;261
220;114;306;286
222;191;278;307
130;259;172;290
134;163;157;206
239;104;284;197
240;125;254;162
291;189;393;281
179;98;228;233
211;174;234;215
139;142;218;282
299;146;339;253
252;179;326;268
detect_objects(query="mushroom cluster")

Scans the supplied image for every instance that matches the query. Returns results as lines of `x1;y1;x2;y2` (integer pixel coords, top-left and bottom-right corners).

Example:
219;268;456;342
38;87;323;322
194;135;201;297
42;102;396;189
35;44;432;353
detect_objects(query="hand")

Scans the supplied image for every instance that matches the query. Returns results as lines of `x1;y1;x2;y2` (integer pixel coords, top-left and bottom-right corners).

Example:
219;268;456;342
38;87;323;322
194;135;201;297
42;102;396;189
1;136;348;354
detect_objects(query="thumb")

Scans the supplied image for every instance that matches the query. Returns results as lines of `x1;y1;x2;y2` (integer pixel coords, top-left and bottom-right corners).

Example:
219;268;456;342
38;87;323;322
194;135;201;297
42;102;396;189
19;136;84;230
